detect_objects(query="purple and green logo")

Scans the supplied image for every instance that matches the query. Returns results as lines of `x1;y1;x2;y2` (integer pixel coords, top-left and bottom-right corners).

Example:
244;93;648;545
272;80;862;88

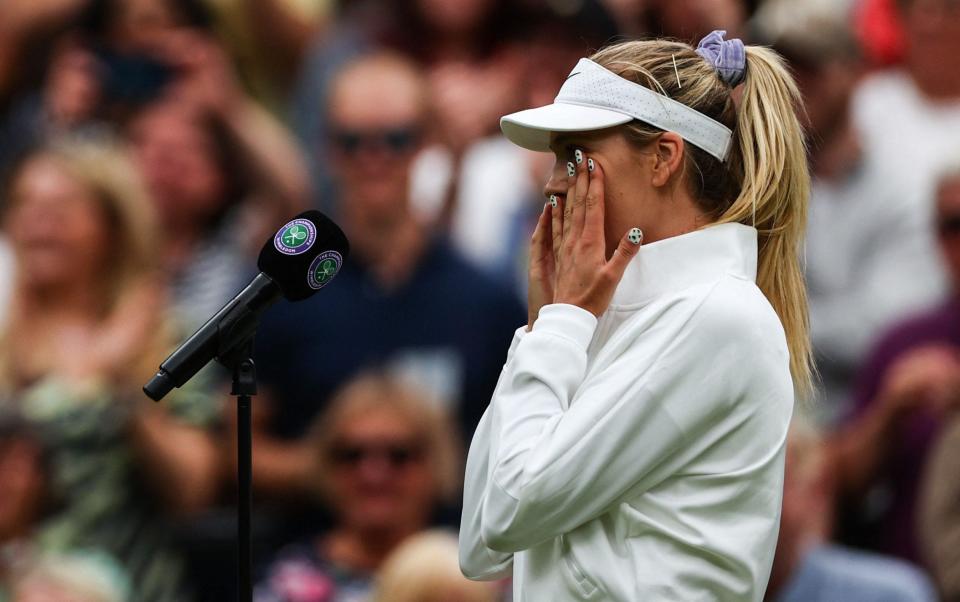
307;251;342;290
274;219;317;255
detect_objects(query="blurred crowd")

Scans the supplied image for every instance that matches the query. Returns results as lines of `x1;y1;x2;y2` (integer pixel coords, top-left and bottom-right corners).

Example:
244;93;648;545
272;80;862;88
0;0;957;601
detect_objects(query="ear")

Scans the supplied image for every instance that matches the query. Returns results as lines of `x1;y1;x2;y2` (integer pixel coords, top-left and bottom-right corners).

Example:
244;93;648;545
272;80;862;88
650;132;685;188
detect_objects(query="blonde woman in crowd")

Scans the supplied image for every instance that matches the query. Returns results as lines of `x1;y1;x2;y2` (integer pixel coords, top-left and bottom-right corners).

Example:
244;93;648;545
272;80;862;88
374;530;500;602
0;139;220;602
254;373;461;602
461;31;811;600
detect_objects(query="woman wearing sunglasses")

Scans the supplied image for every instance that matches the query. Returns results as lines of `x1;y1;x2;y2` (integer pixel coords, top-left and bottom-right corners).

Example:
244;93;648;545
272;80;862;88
254;373;465;602
460;32;811;601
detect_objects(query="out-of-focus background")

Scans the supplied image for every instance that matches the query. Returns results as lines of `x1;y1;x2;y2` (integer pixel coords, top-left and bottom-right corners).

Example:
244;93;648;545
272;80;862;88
0;0;957;600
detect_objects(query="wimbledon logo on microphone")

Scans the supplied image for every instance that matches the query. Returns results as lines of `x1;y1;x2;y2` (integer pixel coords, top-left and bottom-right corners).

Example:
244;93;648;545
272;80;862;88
308;251;343;290
274;218;317;255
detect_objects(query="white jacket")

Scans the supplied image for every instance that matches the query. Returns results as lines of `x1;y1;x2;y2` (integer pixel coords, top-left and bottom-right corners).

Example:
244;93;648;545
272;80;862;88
459;223;794;601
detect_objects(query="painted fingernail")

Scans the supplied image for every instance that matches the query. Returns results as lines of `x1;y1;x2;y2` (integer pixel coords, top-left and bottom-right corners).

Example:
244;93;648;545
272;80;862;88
567;162;575;177
587;158;595;172
628;228;643;245
575;149;584;165
549;194;558;208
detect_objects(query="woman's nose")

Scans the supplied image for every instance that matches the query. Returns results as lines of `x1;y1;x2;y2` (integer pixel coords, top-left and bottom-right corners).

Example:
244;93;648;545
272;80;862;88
542;161;570;199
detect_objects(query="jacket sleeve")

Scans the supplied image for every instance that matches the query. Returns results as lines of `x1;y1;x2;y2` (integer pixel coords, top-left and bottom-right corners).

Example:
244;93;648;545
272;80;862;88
478;300;767;552
459;326;526;580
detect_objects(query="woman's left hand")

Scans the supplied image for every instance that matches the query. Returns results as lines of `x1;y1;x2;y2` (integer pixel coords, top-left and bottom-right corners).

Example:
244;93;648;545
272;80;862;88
553;154;642;317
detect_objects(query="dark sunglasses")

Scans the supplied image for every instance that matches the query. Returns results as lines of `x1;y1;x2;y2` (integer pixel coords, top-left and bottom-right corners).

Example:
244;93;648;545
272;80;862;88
329;441;425;468
938;215;960;237
331;126;422;155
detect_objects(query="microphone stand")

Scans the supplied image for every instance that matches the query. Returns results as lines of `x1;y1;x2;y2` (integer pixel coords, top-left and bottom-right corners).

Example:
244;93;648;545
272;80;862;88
145;278;273;602
220;339;257;602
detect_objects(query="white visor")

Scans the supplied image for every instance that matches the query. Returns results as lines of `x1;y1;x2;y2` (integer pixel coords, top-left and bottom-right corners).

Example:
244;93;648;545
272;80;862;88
501;58;733;162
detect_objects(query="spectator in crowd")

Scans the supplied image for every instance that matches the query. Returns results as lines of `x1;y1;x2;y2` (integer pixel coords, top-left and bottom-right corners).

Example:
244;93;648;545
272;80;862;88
109;16;307;330
0;0;218;177
830;166;960;566
386;0;526;160
766;416;936;602
254;373;461;602
128;98;253;329
439;0;619;300
753;0;945;419
0;418;132;602
851;0;960;272
252;51;524;498
286;4;375;215
0;0;309;208
915;170;960;602
289;0;528;216
0;0;85;106
0;139;220;602
373;530;501;602
128;93;307;330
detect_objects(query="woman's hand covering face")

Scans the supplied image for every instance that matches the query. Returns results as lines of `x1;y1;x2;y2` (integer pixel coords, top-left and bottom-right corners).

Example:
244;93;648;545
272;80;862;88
527;149;642;327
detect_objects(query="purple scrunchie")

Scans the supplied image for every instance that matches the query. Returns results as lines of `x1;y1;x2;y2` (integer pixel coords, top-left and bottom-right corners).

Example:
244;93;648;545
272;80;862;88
695;30;746;87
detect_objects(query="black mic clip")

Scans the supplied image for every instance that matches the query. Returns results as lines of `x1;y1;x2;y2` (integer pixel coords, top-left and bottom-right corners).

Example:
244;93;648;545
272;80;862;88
143;273;279;401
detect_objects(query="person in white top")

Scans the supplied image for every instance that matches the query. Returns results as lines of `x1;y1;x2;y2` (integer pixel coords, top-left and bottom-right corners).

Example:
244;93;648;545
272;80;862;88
459;32;811;601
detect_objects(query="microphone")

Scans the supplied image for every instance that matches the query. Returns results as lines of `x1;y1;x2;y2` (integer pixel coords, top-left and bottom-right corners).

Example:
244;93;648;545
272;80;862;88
143;210;350;401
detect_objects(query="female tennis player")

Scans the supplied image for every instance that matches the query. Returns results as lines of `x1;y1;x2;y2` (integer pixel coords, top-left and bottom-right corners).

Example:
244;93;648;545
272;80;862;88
459;32;811;601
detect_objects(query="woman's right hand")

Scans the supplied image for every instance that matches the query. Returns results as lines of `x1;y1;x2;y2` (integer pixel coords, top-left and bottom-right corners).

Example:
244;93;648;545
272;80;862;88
527;197;559;330
527;152;641;328
552;155;639;317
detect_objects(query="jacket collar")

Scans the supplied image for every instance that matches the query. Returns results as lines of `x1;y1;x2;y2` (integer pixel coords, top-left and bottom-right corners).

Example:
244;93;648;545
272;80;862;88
610;222;758;308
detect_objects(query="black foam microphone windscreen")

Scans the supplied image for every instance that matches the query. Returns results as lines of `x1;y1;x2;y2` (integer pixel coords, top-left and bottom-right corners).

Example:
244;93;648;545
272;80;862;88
143;210;350;401
258;210;351;301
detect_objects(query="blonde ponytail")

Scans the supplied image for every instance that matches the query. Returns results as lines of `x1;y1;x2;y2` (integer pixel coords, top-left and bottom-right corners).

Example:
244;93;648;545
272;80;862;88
590;40;813;397
715;47;813;397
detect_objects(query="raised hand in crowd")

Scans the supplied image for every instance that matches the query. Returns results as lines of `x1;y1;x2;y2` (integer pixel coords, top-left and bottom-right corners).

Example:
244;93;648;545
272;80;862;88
42;41;101;129
149;29;309;223
830;343;960;507
878;345;960;417
0;0;87;100
152;29;244;118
